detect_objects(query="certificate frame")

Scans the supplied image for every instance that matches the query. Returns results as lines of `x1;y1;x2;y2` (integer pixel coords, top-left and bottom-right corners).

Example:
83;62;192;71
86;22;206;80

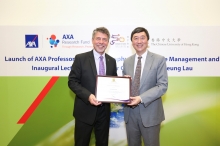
95;75;131;103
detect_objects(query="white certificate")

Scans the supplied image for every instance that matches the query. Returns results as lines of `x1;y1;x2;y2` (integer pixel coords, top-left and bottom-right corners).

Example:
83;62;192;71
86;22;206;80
95;76;131;103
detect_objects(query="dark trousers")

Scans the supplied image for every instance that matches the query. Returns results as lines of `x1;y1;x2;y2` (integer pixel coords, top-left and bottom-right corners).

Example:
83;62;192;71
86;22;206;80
74;105;110;146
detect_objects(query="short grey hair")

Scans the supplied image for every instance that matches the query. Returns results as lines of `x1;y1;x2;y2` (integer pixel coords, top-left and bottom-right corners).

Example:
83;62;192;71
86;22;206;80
92;27;110;40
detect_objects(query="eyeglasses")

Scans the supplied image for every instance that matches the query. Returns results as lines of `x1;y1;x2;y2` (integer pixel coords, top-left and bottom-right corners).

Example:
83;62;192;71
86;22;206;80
132;37;147;42
94;37;108;42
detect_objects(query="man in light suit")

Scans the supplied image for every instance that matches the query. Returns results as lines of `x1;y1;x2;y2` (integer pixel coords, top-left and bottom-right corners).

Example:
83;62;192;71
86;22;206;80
123;27;168;146
68;27;117;146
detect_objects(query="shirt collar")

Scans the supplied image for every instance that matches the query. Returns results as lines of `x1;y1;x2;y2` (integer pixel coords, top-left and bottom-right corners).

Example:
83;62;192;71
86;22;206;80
135;50;148;59
93;49;105;60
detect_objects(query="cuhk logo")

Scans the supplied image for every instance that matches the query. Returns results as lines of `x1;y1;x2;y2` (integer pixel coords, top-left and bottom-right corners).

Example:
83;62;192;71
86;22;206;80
47;34;60;48
25;35;38;48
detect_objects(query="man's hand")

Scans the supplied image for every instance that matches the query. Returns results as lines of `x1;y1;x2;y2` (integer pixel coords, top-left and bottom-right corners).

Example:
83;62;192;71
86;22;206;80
124;75;131;79
127;96;141;106
88;94;102;106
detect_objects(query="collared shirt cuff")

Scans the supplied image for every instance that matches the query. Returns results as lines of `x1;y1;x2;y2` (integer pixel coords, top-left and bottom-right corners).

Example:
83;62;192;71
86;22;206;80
139;96;143;103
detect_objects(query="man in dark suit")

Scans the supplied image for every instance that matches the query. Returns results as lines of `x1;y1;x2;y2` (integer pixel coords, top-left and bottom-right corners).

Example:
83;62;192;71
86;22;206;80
123;27;168;146
68;27;117;146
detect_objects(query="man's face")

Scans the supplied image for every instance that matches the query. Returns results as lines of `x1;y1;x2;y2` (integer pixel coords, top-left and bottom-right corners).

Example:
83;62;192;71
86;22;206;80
92;32;109;55
132;31;148;55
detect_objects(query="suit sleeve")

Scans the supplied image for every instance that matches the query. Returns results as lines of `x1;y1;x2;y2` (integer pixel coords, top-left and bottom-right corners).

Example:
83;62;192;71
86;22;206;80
68;55;91;104
141;57;168;107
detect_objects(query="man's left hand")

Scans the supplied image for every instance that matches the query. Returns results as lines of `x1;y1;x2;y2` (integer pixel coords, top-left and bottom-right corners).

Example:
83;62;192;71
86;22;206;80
127;96;141;106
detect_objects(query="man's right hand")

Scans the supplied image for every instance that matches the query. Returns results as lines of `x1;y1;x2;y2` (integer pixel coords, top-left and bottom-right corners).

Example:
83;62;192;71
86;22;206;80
88;94;102;106
124;75;132;79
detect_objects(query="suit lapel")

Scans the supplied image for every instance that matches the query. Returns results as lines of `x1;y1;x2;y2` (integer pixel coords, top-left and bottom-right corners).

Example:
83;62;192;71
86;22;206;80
129;55;136;78
140;51;153;86
105;54;111;75
88;50;97;78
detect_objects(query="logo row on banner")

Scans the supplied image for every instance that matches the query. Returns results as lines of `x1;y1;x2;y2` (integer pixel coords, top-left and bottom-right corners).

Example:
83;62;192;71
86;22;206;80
0;26;220;76
25;34;130;49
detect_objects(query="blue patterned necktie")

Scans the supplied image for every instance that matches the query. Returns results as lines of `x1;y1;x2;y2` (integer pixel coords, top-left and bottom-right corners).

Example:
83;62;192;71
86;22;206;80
131;56;142;97
99;56;105;75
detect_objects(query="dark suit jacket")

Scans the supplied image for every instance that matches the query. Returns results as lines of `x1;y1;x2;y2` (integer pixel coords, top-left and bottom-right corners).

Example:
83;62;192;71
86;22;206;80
68;50;117;125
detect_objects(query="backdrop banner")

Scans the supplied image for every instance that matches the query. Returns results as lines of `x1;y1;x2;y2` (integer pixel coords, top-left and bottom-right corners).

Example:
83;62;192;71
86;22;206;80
0;26;219;146
1;26;219;76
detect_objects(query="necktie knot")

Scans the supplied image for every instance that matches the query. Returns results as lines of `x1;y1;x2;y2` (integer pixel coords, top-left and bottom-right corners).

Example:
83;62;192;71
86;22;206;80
100;55;103;60
138;56;142;60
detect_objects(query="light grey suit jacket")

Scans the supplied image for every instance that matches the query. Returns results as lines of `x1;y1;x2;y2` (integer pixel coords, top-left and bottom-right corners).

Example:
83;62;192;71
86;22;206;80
123;51;168;127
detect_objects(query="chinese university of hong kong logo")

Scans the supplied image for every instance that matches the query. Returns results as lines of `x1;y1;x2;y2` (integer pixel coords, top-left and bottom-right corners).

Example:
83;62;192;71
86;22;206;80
47;34;60;48
25;35;39;48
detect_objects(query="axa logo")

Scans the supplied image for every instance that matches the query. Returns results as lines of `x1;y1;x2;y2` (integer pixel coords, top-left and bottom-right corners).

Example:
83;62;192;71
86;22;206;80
110;34;125;45
25;35;39;48
62;34;74;39
47;34;60;48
